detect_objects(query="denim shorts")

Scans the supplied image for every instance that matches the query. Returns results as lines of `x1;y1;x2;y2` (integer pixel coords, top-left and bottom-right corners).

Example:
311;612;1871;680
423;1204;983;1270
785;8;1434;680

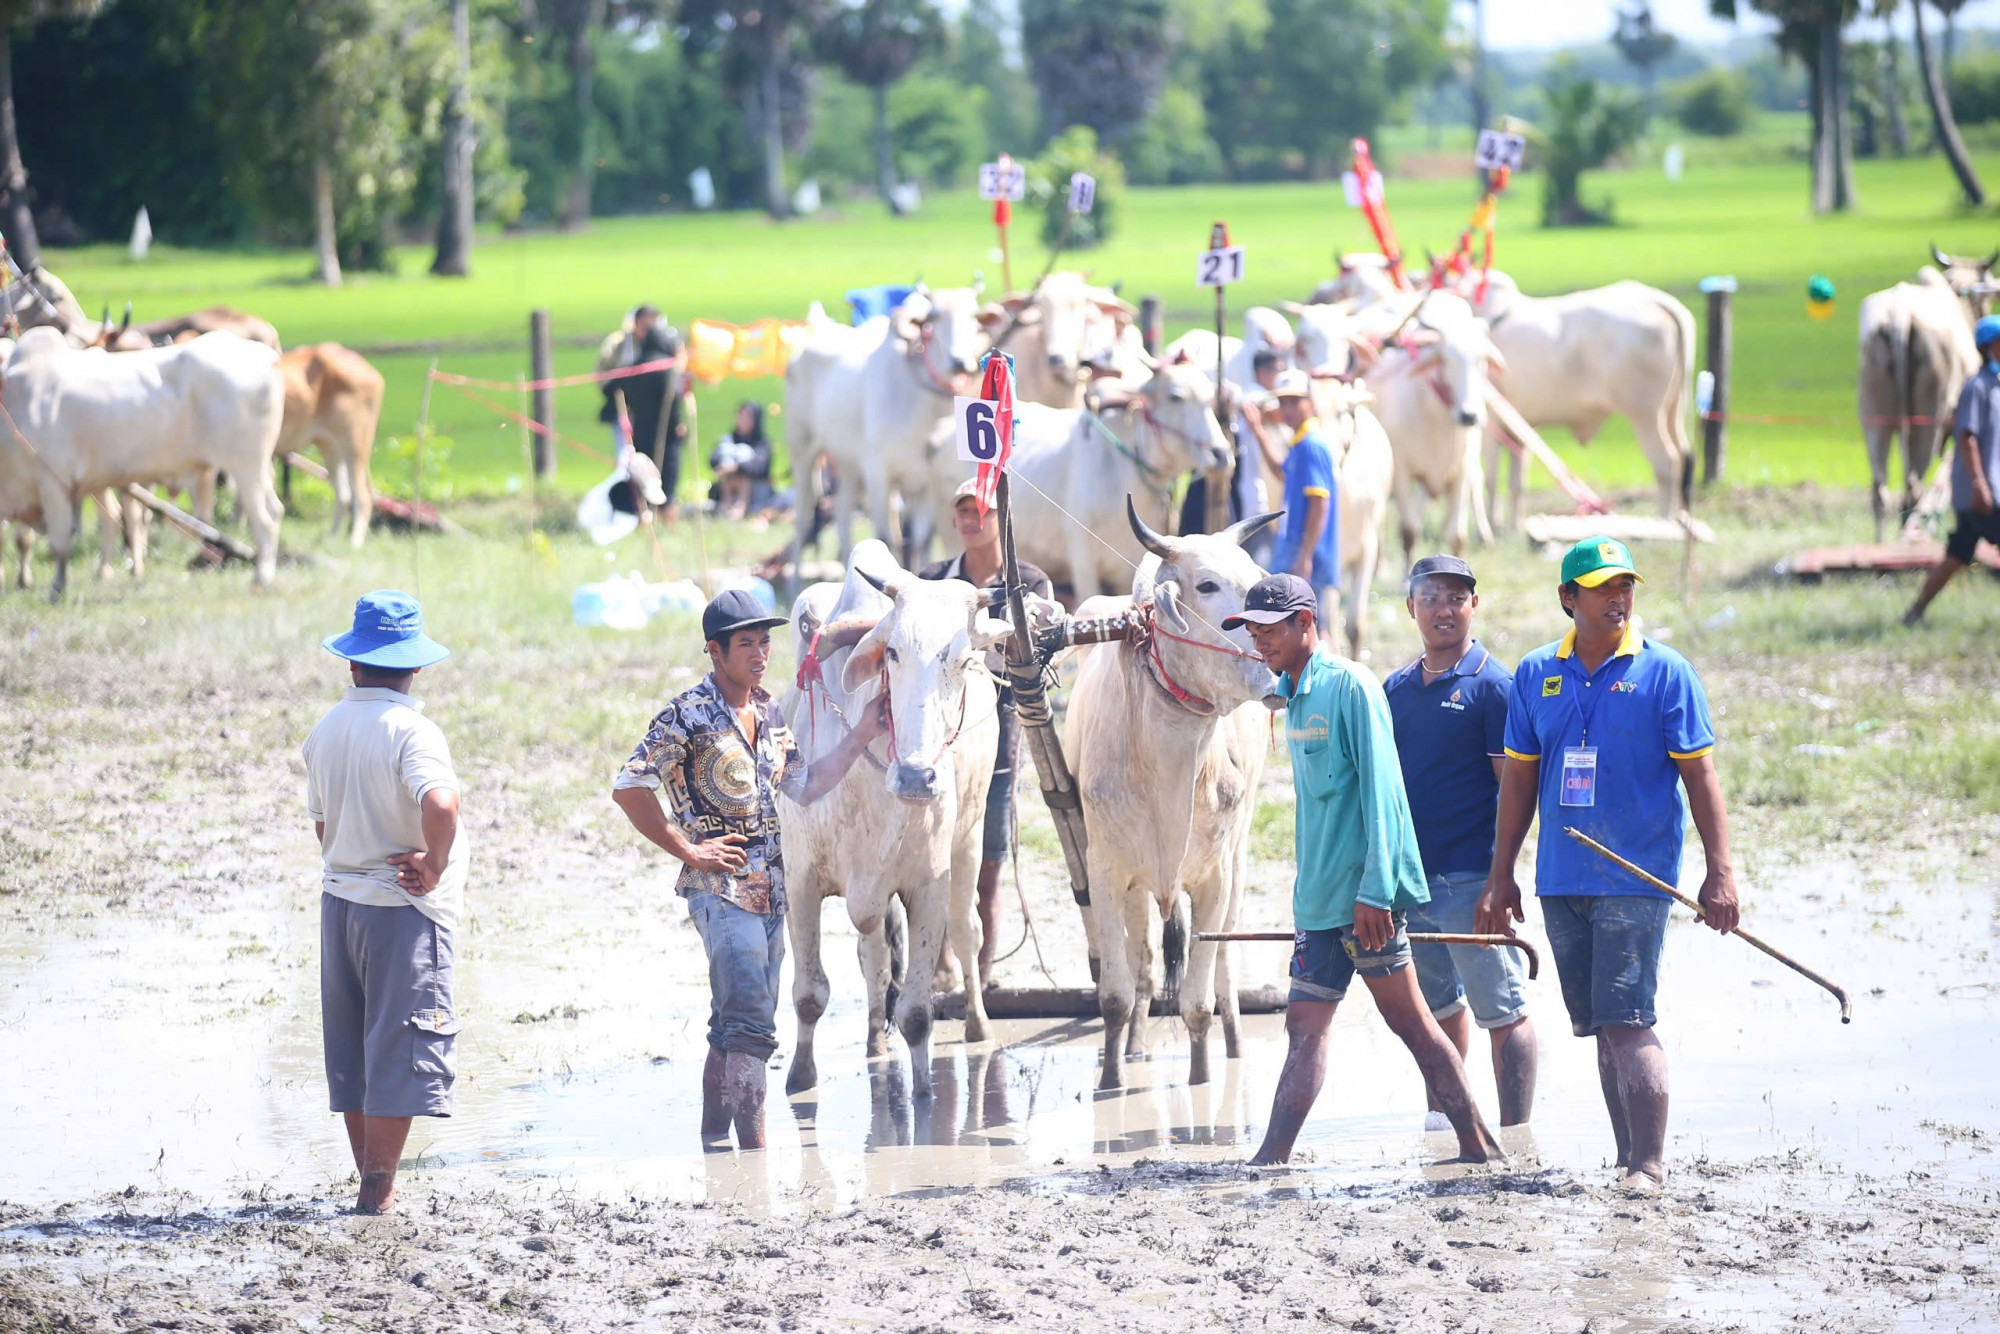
1541;894;1672;1037
1407;871;1529;1029
982;708;1019;863
1288;912;1412;1004
321;894;457;1119
688;890;786;1061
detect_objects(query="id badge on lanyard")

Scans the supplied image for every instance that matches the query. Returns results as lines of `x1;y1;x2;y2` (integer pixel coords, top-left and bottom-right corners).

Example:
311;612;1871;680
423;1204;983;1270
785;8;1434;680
1560;746;1598;807
1563;666;1606;807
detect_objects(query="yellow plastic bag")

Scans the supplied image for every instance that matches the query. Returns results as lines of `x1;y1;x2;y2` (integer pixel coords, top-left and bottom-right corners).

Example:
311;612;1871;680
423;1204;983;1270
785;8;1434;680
687;319;737;386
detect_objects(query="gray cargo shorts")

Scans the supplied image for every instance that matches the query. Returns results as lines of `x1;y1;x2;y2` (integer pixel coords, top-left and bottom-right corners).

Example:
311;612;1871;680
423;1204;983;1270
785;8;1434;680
321;893;458;1118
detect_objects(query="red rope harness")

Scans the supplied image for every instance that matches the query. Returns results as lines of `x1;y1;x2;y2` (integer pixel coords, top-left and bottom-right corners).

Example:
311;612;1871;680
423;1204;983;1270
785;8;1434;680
879;668;968;771
1131;601;1266;715
910;320;966;398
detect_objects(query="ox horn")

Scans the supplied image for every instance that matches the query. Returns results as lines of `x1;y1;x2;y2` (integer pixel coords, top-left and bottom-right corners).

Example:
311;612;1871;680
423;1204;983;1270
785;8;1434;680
1126;494;1173;560
1932;242;1952;268
118;301;132;335
1985;247;1998;273
856;567;897;597
1223;510;1284;549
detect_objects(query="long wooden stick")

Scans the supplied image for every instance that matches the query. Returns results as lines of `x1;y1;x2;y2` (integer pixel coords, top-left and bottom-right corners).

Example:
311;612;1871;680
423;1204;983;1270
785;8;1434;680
1197;931;1538;980
121;484;253;562
1563;827;1851;1023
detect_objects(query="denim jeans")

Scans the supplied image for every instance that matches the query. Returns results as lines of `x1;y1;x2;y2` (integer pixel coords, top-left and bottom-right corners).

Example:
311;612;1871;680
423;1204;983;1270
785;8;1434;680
688;890;786;1061
1541;894;1672;1037
1407;870;1530;1029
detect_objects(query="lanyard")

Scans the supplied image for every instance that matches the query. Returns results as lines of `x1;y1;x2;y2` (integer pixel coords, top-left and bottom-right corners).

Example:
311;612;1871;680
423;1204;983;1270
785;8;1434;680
1566;653;1625;748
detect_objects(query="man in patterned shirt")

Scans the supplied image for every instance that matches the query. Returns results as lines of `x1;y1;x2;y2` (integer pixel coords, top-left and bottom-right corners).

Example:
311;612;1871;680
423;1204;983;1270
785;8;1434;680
612;589;883;1148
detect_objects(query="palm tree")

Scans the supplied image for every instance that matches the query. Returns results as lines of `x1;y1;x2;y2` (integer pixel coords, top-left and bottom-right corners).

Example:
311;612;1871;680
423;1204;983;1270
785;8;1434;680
0;0;106;272
818;0;943;213
1911;0;1985;204
1710;0;1858;213
432;0;475;276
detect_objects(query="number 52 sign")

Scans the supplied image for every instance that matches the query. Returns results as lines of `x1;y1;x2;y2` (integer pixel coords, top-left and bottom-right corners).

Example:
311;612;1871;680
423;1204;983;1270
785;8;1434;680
953;396;1007;463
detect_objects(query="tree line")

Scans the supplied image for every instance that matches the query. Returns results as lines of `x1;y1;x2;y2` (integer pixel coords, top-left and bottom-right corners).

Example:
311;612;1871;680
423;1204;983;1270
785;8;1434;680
2;0;1993;282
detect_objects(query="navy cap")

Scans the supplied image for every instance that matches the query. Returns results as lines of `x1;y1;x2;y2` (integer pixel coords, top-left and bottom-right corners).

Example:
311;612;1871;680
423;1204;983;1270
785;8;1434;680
1221;573;1318;630
322;590;450;670
1407;553;1477;590
702;588;787;644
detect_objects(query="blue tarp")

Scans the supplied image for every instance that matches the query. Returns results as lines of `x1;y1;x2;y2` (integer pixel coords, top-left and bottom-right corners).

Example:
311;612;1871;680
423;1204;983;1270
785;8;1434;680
844;284;917;326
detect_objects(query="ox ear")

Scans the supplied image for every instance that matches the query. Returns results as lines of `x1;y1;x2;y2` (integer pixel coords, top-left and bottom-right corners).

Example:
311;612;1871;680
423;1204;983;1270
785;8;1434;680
1484;340;1509;376
839;621;890;695
1154;578;1190;634
1280;299;1307;316
1093;293;1138;320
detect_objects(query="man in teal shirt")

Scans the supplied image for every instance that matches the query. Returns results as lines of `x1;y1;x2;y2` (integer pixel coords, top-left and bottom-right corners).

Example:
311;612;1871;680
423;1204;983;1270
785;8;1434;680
1229;574;1502;1167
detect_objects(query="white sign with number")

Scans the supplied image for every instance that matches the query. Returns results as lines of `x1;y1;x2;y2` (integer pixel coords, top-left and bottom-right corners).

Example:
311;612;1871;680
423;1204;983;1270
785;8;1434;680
953;396;1008;464
1196;245;1246;288
1340;169;1383;208
1474;129;1526;171
979;161;1026;201
1068;171;1096;214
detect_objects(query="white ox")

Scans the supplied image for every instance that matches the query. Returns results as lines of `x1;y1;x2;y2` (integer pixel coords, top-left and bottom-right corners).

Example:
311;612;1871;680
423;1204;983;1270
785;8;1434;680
1314;256;1698;522
0;327;284;598
1065;501;1282;1089
1857;268;1980;538
923;360;1232;600
778;540;1009;1097
985;271;1136;408
1293;293;1497;599
786;285;992;564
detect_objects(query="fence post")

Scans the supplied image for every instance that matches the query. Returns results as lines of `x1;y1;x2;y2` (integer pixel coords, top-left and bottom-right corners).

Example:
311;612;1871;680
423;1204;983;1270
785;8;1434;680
1138;295;1162;356
1699;275;1735;487
529;308;555;480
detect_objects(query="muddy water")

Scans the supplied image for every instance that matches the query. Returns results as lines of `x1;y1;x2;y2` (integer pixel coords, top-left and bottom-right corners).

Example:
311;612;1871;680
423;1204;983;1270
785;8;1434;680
3;851;1994;1217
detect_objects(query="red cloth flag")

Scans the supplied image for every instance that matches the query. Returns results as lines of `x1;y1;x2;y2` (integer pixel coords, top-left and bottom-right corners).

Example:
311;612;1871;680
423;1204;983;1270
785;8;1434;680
973;351;1015;520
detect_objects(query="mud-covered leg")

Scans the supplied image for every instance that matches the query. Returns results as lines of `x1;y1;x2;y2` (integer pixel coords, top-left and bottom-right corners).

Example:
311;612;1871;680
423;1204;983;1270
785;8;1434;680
1181;887;1227;1086
855;899;895;1059
896;879;951;1098
948;838;991;1044
1090;881;1135;1090
786;888;829;1094
1123;890;1158;1062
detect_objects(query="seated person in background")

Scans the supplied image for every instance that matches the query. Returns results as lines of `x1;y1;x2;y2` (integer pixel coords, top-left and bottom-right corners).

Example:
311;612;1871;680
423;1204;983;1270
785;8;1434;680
710;401;774;520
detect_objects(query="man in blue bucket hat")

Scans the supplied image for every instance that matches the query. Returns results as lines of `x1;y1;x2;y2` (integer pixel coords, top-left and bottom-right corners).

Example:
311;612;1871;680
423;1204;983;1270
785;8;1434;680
302;590;464;1214
1904;313;2000;624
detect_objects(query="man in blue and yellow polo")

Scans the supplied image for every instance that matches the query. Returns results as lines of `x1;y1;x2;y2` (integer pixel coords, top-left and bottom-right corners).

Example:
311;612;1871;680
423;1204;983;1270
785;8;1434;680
1478;537;1740;1194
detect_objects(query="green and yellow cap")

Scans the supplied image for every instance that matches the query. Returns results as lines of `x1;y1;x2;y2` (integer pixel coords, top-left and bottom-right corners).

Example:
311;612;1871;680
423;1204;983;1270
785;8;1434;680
1561;536;1644;589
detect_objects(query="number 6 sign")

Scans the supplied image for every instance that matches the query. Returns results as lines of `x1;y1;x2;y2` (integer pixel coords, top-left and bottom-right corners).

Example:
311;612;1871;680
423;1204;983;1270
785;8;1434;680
954;397;1003;462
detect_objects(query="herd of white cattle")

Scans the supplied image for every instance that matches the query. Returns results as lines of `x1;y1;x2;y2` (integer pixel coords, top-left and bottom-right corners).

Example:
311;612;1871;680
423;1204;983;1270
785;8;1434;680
0;267;384;598
769;244;2000;1097
784;257;1699;657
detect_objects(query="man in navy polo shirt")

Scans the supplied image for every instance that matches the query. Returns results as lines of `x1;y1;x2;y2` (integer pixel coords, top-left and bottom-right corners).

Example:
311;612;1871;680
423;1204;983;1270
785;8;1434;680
1478;537;1739;1194
1385;554;1538;1129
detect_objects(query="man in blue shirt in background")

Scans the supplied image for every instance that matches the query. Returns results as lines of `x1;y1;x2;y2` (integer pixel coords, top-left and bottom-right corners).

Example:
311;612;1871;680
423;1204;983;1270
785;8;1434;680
1266;371;1342;644
1230;574;1502;1168
1385;555;1538;1130
1904;313;2000;625
1479;538;1739;1194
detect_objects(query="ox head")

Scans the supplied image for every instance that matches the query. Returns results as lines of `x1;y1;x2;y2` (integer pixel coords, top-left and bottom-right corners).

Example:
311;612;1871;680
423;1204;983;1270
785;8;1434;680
1107;359;1232;477
895;282;989;379
1127;497;1283;710
1314;252;1403;307
1284;299;1365;378
838;566;1012;803
1408;294;1503;430
981;270;1135;387
1930;242;2000;317
1240;306;1296;367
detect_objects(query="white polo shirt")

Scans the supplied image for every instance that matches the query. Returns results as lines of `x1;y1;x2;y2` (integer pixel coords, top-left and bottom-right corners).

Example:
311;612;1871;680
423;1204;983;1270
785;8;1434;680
303;686;468;932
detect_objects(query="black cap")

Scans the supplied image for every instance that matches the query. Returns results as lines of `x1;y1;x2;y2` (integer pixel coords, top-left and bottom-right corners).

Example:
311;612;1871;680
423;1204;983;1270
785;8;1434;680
702;588;787;644
1221;573;1318;630
1407;553;1477;590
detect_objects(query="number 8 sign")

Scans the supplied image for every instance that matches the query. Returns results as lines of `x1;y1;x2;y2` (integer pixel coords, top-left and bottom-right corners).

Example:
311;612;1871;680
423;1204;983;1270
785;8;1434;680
954;397;1002;462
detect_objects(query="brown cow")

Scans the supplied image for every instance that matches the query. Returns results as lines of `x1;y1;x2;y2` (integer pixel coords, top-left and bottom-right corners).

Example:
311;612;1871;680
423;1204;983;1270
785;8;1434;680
276;343;384;547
